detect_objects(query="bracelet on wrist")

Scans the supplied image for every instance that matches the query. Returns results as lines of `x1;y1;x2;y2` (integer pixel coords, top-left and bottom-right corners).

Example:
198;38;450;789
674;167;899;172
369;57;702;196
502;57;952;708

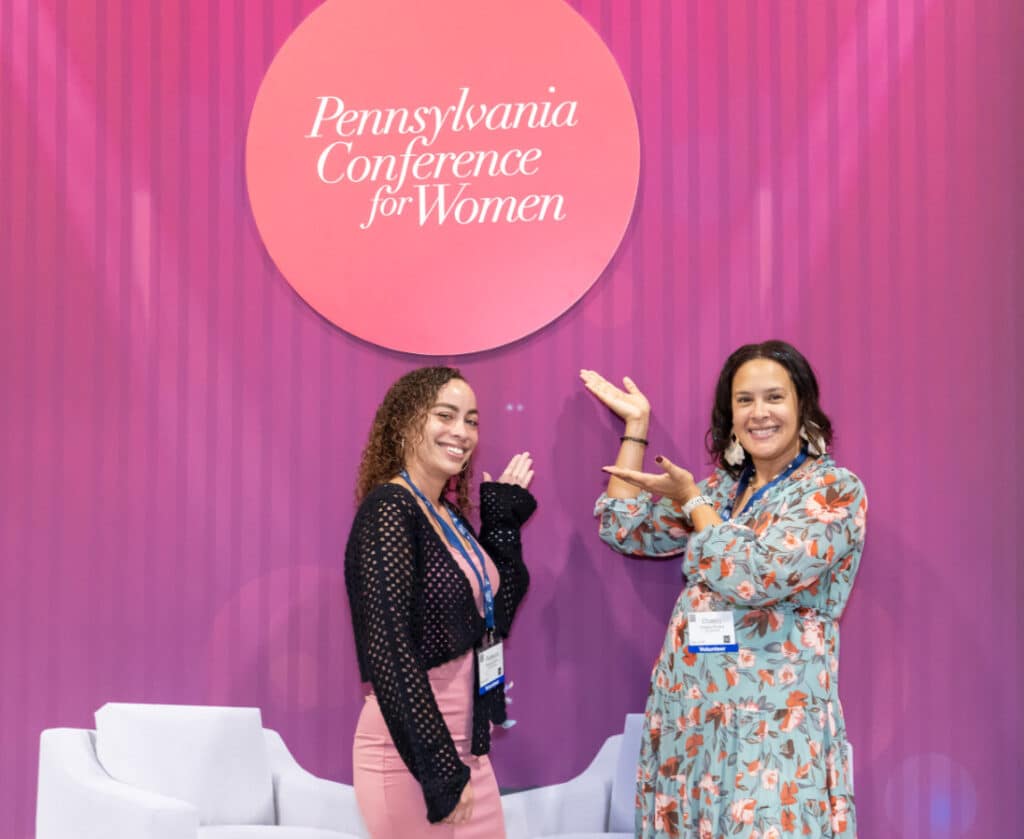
681;494;713;524
620;435;649;446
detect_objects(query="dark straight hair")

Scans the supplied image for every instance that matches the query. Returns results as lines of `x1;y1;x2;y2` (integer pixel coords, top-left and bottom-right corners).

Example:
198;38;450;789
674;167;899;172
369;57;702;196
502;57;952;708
706;340;833;477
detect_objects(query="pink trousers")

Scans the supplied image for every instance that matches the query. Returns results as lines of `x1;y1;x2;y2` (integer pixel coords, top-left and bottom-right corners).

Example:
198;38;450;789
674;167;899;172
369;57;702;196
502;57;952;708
352;651;506;838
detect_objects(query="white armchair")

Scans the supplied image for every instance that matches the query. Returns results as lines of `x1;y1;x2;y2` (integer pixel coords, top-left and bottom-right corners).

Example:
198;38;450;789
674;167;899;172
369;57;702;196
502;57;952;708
36;703;369;839
501;713;642;839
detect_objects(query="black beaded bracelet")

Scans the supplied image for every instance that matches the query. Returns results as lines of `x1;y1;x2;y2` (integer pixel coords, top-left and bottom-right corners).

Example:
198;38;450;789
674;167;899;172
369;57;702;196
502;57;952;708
620;435;649;446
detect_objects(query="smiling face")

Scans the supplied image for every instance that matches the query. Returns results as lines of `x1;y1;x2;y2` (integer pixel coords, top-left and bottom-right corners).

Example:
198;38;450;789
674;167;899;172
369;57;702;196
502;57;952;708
403;378;479;491
731;359;802;475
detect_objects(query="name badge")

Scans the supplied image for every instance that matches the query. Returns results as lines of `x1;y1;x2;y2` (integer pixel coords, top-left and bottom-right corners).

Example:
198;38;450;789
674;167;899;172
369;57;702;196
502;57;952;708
477;640;505;695
687;610;739;653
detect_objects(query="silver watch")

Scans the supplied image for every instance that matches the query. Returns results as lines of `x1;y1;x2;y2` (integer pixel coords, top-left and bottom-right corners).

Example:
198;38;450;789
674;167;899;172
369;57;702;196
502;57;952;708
681;494;713;524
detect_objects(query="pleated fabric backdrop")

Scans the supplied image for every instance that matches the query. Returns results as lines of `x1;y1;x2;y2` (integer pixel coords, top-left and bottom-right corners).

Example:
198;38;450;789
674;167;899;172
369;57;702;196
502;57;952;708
1;1;1021;837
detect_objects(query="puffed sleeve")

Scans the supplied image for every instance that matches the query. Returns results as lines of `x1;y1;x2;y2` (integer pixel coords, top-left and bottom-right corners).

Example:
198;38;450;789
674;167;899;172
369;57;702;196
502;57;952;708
681;468;868;607
344;489;469;823
477;481;536;637
594;479;717;558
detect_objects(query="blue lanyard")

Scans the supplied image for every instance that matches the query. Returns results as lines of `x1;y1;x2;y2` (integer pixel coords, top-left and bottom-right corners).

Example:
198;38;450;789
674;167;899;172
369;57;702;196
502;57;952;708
722;448;808;521
400;471;495;630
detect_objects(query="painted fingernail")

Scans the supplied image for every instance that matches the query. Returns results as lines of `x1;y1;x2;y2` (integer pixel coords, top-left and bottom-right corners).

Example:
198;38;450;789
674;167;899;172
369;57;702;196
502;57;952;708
655;455;663;463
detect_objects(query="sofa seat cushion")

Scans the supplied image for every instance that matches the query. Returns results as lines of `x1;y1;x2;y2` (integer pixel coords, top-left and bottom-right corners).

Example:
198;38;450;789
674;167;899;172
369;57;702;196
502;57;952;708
198;828;360;839
95;703;275;826
544;835;633;839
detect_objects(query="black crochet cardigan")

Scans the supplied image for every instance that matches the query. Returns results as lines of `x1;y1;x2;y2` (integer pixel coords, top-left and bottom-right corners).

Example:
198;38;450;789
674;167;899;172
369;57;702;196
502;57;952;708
344;480;535;823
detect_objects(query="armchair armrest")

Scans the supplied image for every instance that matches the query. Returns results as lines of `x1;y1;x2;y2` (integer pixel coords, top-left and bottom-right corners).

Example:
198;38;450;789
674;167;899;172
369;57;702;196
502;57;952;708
501;733;621;838
37;729;198;839
263;729;369;837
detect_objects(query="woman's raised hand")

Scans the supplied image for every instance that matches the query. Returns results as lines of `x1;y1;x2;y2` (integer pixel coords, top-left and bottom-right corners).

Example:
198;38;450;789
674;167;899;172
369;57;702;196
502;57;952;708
482;452;534;489
602;455;698;503
582;370;651;499
579;370;651;424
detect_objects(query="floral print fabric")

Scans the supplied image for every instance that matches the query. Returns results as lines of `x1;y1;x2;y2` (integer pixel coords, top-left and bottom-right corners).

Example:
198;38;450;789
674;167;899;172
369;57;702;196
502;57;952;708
596;454;867;839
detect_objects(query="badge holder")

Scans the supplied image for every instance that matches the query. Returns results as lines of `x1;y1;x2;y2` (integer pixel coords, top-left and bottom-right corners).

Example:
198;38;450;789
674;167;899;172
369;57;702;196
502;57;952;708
477;629;505;695
687;610;739;653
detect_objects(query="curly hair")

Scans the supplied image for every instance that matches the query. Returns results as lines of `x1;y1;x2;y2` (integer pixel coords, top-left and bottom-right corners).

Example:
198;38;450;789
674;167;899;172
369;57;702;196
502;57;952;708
355;366;474;514
706;340;834;477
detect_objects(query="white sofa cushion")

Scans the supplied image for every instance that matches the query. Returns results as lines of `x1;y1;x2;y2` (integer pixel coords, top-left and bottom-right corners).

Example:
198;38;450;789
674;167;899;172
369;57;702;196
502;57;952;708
542;835;632;839
198;829;358;839
95;703;275;826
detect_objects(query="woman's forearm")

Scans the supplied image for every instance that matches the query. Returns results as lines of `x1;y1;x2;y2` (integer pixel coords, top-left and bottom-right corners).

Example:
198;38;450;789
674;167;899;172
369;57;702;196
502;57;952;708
605;415;651;498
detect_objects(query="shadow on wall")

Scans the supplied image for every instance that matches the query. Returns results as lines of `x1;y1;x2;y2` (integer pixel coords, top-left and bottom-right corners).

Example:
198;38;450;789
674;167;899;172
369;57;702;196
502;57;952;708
494;506;683;786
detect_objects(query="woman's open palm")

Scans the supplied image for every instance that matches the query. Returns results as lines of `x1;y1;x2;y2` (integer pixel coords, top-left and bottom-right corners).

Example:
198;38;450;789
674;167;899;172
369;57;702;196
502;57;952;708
579;370;650;422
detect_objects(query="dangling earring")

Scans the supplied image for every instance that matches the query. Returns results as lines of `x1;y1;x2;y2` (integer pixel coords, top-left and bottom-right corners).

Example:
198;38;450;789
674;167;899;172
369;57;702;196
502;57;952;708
724;434;746;466
800;423;826;456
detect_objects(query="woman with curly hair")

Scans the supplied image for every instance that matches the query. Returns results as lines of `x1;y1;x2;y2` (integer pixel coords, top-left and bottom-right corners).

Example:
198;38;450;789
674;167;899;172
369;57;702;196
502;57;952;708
581;341;867;838
346;366;535;837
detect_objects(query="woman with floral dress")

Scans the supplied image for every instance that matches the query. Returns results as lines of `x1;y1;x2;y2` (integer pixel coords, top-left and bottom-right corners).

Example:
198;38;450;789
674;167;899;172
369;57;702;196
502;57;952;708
581;341;866;839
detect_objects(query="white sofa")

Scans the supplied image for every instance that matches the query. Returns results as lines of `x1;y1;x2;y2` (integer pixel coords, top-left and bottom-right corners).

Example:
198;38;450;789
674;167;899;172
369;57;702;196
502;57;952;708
37;704;642;839
36;703;369;839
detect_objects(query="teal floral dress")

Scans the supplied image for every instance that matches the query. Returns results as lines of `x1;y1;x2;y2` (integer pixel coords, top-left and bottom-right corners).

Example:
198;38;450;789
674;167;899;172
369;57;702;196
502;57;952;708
596;454;866;839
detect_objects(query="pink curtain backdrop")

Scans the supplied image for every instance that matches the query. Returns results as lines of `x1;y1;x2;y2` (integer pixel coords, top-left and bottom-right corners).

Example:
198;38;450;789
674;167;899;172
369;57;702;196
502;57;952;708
1;2;1021;837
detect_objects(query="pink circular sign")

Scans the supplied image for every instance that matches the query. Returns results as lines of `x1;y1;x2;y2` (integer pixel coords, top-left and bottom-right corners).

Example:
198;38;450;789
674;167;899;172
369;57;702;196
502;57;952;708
246;0;639;355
